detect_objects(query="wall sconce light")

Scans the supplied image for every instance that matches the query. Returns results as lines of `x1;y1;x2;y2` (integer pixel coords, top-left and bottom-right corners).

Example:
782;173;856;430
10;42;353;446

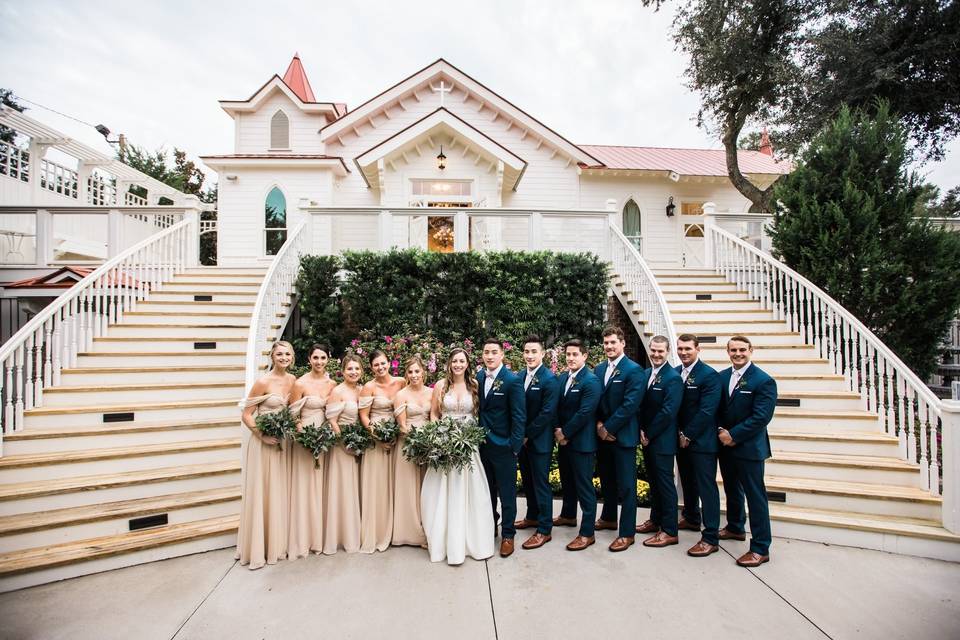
225;174;238;181
665;196;676;217
437;145;447;171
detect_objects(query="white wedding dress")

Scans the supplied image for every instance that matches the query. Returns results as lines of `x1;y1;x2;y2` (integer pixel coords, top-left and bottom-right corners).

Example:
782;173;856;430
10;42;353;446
420;391;495;564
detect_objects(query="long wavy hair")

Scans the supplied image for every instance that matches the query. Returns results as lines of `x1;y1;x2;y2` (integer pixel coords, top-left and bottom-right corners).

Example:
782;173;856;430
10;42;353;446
443;347;479;416
268;340;295;371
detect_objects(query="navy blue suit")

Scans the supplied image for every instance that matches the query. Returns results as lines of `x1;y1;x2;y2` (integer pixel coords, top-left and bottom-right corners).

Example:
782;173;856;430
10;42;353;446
516;365;560;534
717;363;777;556
477;366;526;539
555;366;601;537
675;359;722;544
593;356;646;537
638;364;683;536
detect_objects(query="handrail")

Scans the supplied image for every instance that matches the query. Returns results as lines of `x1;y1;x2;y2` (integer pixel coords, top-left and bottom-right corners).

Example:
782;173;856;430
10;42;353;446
243;220;308;396
706;222;944;495
0;217;196;450
609;224;679;366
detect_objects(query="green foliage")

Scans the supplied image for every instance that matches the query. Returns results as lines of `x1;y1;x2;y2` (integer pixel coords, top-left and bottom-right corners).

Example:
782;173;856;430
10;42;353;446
339;422;374;456
770;102;960;377
402;416;486;472
254;407;296;450
293;421;338;467
297;249;608;355
0;88;25;144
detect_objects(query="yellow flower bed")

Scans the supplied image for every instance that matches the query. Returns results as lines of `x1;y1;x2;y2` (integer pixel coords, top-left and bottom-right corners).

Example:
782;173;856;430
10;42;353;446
518;470;650;500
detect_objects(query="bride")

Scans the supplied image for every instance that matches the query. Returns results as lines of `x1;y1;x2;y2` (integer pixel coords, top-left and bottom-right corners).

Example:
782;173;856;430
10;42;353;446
421;348;495;564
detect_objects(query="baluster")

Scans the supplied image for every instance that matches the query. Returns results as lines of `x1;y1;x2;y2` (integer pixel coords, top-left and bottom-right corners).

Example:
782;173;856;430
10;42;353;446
3;356;13;433
61;304;73;372
14;346;24;429
804;289;814;345
43;319;53;387
69;297;80;368
905;387;916;464
884;360;894;434
930;405;941;496
52;313;63;386
77;292;88;359
918;399;930;491
33;327;43;407
896;376;907;453
24;335;34;411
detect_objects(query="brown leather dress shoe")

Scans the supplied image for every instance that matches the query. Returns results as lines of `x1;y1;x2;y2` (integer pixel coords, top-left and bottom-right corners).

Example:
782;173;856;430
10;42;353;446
608;536;635;552
553;516;578;527
522;532;552;549
514;518;538;530
499;538;515;558
595;519;618;531
643;531;679;547
635;520;660;534
718;527;747;541
677;516;701;531
736;551;770;567
566;535;595;551
687;541;720;557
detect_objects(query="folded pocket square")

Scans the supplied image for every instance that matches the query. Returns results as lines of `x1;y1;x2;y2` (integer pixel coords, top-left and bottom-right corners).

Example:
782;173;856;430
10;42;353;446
740;390;753;394
494;392;505;396
571;389;581;393
612;380;623;384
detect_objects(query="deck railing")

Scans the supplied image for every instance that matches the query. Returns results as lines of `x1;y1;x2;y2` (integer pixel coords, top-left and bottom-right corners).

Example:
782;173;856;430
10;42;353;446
705;221;960;532
0;217;197;451
609;225;679;366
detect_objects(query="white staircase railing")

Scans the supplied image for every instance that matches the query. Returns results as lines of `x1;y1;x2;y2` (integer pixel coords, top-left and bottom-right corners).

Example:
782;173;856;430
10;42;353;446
0;218;197;452
609;225;679;366
243;220;308;395
706;222;951;497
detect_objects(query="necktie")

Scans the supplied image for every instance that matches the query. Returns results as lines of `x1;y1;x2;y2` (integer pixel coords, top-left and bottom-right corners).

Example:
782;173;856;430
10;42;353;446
604;361;616;386
524;369;536;391
681;367;690;382
485;372;495;397
565;372;576;395
648;367;659;389
728;370;741;395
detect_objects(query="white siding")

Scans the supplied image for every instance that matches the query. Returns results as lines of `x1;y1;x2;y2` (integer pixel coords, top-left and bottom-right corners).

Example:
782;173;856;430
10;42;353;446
235;91;328;155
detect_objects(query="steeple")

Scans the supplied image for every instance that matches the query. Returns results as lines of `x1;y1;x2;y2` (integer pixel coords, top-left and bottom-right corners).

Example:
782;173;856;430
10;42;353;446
759;127;773;157
282;53;316;103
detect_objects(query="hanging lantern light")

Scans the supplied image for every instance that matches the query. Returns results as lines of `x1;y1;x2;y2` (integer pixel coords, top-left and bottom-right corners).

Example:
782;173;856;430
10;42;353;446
437;145;447;171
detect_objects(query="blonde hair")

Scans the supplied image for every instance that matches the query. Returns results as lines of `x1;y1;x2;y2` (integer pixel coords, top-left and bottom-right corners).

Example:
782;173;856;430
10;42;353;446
404;356;426;384
269;340;296;371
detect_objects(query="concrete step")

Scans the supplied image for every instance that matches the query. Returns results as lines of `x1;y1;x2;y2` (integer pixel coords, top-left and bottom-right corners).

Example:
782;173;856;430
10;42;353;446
767;450;921;487
768;407;881;433
39;381;244;407
0;514;238;592
120;311;254;325
655;276;731;286
701;358;834;375
0;486;240;552
59;365;245;386
770;430;901;457
23;398;238;428
2;418;241;454
180;269;266;277
91;337;251;353
75;351;245;368
148;291;258;303
0;460;241;513
133;301;255;314
106;324;251;338
0;438;241;483
159;282;262;293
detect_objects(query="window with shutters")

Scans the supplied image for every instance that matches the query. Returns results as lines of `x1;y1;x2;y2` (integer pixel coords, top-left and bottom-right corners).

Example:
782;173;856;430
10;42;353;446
270;110;290;149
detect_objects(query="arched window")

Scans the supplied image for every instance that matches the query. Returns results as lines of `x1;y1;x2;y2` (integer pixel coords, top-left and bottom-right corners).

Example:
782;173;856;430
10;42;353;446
270;110;290;149
622;199;642;251
264;187;287;255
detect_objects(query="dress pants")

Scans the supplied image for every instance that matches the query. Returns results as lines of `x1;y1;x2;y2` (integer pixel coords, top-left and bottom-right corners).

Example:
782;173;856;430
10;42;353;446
676;447;702;525
568;448;597;537
528;449;553;534
480;442;518;539
719;449;771;555
597;440;619;523
517;445;539;521
645;448;678;537
690;450;720;545
598;443;637;537
557;443;578;519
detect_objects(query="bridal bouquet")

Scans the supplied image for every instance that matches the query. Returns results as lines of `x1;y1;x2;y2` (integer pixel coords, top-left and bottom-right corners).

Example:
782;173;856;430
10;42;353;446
402;416;485;472
372;418;401;445
339;421;374;456
255;407;296;450
294;421;339;468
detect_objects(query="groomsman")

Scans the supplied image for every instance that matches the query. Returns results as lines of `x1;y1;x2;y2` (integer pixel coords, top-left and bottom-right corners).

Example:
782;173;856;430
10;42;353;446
717;335;777;567
477;338;527;558
514;336;560;550
674;334;723;557
554;339;602;551
593;326;646;552
637;335;683;547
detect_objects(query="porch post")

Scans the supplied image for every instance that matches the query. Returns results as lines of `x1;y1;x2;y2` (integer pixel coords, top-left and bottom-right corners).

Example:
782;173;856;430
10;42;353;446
454;210;469;252
35;209;50;267
942;400;960;534
182;196;201;267
107;208;122;258
378;209;393;251
702;201;717;269
603;198;617;262
528;212;543;251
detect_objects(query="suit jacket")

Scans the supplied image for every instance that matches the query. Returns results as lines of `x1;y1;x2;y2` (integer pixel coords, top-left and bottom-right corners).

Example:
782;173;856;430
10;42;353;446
556;367;602;453
675;359;722;453
717;363;777;461
593;355;646;448
638;364;683;455
521;365;560;454
477;366;527;454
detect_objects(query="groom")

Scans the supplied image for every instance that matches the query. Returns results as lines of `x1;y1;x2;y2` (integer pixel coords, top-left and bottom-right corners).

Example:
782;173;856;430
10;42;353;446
477;337;527;558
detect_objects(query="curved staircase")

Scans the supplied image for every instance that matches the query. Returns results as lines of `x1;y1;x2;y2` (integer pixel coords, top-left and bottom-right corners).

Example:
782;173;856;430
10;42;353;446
0;267;270;591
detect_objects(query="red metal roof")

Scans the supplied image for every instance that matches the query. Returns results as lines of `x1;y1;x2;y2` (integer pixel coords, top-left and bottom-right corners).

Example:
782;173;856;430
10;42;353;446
200;154;342;159
282;53;317;103
578;145;791;176
7;267;138;289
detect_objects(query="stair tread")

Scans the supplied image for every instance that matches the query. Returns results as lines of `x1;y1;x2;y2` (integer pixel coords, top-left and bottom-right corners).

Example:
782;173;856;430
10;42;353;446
149;291;257;296
764;504;959;542
79;351;245;357
108;324;257;329
122;312;252;317
4;418;238;441
0;438;241;469
775;390;861;398
738;474;941;502
61;365;243;374
136;301;254;307
769;430;898;443
0;514;239;576
44;381;244;393
771;450;918;470
774;407;877;419
0;460;241;501
26;398;237;416
93;337;248;342
0;486;241;536
703;357;831;364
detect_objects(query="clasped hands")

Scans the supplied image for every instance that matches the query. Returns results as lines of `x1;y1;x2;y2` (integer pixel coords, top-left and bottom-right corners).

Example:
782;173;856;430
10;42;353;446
717;427;735;447
596;422;617;443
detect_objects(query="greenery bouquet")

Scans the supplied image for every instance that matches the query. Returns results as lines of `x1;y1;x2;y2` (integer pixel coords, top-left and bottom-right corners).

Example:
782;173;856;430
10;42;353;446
402;416;486;472
293;421;339;468
372;418;401;445
254;407;296;450
339;421;374;456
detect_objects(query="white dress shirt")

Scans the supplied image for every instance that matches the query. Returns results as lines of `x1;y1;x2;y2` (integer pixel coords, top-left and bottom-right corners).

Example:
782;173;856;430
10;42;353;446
604;354;625;386
524;365;540;391
648;364;665;389
565;366;581;395
484;364;503;397
728;361;752;395
681;359;699;383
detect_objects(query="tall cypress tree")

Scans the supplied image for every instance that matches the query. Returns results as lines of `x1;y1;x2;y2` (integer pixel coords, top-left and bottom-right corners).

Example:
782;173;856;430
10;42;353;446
770;102;960;378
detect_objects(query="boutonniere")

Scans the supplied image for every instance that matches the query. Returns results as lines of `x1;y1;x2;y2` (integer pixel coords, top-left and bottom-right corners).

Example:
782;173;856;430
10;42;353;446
570;376;581;388
654;374;663;385
492;379;503;392
736;377;748;390
611;368;621;378
686;374;696;385
530;375;540;387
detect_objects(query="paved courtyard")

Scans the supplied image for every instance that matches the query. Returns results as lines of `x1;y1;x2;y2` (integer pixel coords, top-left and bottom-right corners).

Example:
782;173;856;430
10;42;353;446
2;505;958;640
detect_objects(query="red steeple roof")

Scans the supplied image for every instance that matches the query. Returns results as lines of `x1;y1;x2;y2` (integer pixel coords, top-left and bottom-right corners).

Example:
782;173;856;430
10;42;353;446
282;53;316;103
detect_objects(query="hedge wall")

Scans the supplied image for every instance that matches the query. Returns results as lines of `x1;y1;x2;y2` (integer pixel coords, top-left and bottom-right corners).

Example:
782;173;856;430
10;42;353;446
294;249;609;355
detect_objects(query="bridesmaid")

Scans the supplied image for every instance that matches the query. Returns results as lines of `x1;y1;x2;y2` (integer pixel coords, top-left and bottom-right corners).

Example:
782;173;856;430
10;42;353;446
392;356;431;547
323;354;364;555
358;350;406;553
237;340;296;569
288;344;337;559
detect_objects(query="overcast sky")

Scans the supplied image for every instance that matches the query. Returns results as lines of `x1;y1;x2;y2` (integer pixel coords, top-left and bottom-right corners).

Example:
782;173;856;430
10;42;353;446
1;0;957;193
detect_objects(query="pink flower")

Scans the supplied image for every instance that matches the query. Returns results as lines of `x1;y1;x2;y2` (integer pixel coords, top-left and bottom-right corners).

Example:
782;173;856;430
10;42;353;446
503;341;512;350
391;359;399;369
351;339;359;347
356;348;364;355
385;336;393;344
464;339;473;346
428;354;437;373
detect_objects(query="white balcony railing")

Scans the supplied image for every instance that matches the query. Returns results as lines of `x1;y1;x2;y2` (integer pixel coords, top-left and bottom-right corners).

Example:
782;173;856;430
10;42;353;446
0;217;198;448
